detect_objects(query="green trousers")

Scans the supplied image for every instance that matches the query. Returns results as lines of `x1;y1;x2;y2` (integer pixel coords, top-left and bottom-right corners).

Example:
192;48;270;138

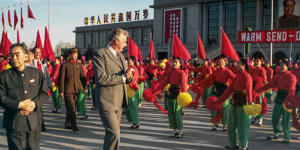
125;92;139;125
164;92;168;110
211;99;230;125
255;93;265;120
87;82;93;98
272;103;291;140
296;85;300;116
265;91;273;103
137;83;144;105
165;96;183;130
202;86;212;105
228;105;251;149
77;90;87;116
52;89;62;109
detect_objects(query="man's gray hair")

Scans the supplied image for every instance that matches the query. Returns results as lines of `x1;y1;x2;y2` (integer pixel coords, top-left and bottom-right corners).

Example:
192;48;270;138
108;28;129;43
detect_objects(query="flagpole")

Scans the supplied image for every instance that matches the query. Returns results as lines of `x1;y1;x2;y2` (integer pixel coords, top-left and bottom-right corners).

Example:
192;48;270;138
48;0;51;36
270;0;274;66
27;0;30;45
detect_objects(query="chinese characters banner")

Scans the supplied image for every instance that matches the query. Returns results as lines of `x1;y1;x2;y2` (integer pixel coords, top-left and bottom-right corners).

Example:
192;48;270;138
164;9;181;43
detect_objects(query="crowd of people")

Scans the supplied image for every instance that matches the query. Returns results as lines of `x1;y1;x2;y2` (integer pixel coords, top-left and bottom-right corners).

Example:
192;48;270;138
0;28;300;150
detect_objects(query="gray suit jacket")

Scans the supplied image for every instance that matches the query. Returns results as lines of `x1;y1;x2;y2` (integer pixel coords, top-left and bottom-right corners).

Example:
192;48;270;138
93;47;128;111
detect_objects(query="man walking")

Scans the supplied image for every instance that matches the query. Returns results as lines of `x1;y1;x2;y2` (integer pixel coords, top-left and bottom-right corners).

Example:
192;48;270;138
59;48;87;133
93;28;132;150
0;43;48;150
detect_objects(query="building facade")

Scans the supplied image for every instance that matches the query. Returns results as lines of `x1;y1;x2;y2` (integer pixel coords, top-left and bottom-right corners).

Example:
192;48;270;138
74;20;153;58
75;0;300;62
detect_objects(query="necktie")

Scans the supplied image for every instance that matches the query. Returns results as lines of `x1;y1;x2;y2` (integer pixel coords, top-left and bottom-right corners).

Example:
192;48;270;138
37;61;43;72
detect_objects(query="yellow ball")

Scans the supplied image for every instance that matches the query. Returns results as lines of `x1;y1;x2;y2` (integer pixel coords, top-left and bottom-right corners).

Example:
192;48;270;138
52;85;57;92
159;62;166;69
243;104;262;116
126;84;136;99
162;59;168;63
5;64;11;70
164;84;171;92
177;92;192;108
282;103;292;112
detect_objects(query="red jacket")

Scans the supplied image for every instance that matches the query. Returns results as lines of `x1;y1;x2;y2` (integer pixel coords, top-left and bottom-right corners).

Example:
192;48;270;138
265;66;274;82
218;70;253;104
51;64;60;85
291;68;300;85
153;68;187;93
257;71;296;96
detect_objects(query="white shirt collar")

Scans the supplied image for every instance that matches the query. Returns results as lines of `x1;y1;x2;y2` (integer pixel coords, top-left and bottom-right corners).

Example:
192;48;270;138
108;45;117;58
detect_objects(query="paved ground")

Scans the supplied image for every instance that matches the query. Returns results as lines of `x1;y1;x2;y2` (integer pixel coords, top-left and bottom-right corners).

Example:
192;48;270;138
0;96;299;150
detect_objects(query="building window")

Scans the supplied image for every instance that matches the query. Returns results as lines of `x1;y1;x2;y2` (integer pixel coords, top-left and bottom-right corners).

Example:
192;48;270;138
183;8;188;43
99;31;106;47
142;28;151;45
84;34;88;49
132;29;140;45
224;2;237;41
208;4;219;45
243;1;256;30
83;34;86;49
263;0;278;30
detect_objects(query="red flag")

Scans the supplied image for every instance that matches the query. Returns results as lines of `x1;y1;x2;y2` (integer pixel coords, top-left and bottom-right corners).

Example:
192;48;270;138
197;32;206;60
172;34;191;61
138;48;143;61
35;30;44;58
27;3;35;19
128;36;140;59
149;33;155;59
3;32;12;56
8;6;12;27
221;29;240;62
2;9;5;29
20;4;24;29
0;31;5;54
44;27;55;61
14;6;18;30
17;30;20;43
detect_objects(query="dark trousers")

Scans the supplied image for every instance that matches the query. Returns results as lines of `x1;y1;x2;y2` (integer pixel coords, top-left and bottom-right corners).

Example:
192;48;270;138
6;129;41;150
64;93;78;129
99;109;123;150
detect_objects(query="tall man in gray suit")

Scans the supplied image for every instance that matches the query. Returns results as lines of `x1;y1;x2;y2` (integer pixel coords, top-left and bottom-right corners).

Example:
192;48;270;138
93;28;132;150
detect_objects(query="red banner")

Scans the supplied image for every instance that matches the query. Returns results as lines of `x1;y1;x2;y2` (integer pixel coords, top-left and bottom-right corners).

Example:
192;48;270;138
164;9;181;43
238;30;300;43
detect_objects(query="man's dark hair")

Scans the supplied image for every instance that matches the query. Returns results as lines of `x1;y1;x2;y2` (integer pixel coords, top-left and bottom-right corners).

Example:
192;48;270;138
281;59;289;67
240;59;250;71
32;47;42;53
10;43;28;54
129;56;136;63
284;0;295;6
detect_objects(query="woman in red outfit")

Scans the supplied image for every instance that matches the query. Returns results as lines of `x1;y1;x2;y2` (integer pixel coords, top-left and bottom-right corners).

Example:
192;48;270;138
151;57;187;138
145;59;158;88
51;57;62;113
217;59;253;150
200;57;236;131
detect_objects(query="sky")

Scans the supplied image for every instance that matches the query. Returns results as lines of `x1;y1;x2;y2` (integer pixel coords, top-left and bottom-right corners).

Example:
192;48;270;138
0;0;153;48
